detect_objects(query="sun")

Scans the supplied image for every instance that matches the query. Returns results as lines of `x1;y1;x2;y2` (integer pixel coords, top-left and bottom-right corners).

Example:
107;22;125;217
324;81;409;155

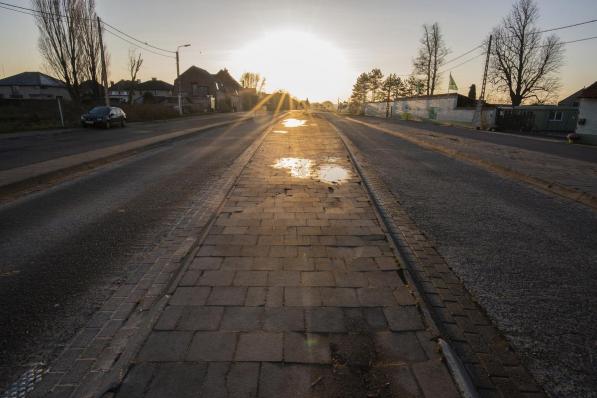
229;30;353;102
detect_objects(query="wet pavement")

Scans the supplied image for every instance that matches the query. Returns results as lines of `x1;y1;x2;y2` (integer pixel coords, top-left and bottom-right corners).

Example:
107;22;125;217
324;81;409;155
93;111;460;397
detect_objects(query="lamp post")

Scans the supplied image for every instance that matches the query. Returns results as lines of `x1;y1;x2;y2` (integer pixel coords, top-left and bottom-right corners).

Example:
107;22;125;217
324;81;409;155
176;44;191;116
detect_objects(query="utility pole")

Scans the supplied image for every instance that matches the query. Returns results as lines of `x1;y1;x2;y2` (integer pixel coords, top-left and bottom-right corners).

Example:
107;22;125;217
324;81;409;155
97;17;110;107
473;34;492;129
176;44;191;116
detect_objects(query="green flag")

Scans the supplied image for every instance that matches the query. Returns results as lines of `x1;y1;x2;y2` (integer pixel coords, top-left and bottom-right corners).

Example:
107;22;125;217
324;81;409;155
449;73;458;91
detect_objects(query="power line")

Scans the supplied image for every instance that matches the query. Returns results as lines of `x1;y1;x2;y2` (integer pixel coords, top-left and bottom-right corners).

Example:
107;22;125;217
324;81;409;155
100;20;175;54
441;52;485;73
103;27;175;59
0;3;35;16
443;44;484;66
446;18;597;66
555;35;597;46
0;1;176;57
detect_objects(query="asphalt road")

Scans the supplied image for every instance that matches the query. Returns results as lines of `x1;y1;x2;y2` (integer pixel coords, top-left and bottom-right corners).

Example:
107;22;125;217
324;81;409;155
326;114;597;398
0;116;269;390
355;116;597;164
0;113;246;171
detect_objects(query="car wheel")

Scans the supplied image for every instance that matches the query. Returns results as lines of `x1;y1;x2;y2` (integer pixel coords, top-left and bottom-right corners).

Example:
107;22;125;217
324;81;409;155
121;118;126;127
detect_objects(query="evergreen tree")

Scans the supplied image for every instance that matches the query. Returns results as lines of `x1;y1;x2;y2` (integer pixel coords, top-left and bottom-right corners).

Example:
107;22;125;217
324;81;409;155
468;84;477;100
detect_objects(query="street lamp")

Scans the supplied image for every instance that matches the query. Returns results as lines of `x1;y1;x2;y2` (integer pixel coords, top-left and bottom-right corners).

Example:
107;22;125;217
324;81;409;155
176;44;191;116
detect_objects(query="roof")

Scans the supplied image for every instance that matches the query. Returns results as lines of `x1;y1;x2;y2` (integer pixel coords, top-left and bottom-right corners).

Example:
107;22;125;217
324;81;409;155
0;71;65;87
108;80;135;91
579;81;597;99
214;69;241;91
138;79;173;91
558;86;586;106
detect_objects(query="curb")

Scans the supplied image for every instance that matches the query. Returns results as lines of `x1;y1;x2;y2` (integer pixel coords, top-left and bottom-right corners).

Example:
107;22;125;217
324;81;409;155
72;112;287;398
346;117;597;212
329;118;479;398
0;115;253;198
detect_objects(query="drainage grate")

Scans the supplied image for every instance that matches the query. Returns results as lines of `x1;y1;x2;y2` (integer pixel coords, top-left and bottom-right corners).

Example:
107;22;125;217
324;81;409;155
0;365;45;398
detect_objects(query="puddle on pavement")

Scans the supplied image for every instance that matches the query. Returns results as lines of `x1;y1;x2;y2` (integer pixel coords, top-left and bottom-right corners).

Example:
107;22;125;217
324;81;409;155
318;164;350;184
282;118;307;128
272;157;350;184
273;130;288;134
272;157;313;178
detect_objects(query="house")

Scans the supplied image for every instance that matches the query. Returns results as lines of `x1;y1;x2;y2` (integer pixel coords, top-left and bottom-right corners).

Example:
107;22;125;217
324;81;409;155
576;81;597;144
494;105;578;134
108;80;138;103
136;78;174;103
174;66;242;112
0;71;71;101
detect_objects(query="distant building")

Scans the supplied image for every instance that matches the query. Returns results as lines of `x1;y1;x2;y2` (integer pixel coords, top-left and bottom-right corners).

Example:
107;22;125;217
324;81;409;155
0;71;71;101
174;66;241;112
108;80;137;103
576;81;597;144
137;78;174;102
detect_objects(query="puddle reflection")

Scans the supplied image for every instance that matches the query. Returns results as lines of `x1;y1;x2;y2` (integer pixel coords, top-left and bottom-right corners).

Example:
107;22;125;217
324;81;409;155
282;118;307;128
272;157;313;178
318;164;350;184
272;157;351;184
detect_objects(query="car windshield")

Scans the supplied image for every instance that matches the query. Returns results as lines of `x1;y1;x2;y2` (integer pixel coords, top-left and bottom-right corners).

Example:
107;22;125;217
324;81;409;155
88;106;110;115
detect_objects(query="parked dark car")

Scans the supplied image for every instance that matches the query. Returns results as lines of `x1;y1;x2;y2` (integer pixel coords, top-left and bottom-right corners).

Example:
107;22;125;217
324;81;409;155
81;106;126;128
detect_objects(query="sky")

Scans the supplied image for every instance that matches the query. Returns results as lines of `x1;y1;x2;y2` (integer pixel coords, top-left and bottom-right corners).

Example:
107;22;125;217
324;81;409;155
0;0;596;102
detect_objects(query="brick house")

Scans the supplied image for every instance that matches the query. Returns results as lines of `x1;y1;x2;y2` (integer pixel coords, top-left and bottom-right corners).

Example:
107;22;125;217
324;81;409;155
174;66;241;112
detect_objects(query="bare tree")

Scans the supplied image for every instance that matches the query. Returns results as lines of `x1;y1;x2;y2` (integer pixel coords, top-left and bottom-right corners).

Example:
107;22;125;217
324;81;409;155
127;49;143;104
33;0;85;102
413;23;448;95
240;72;263;89
489;0;564;105
80;0;105;97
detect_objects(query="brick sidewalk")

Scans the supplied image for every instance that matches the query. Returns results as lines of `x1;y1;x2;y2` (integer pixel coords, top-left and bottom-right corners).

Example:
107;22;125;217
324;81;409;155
111;112;460;397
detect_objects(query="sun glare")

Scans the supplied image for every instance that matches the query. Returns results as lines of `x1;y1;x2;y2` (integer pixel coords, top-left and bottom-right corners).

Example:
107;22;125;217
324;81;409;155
229;30;353;102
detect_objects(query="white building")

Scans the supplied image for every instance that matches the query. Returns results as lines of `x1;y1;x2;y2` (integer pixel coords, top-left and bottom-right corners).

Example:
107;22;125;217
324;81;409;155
576;81;597;144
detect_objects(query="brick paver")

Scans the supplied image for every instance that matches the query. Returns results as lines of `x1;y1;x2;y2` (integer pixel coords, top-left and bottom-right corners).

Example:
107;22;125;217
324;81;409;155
114;111;460;397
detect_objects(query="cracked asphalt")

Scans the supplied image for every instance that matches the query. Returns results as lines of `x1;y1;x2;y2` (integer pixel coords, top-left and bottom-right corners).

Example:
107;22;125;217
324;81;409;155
0;116;270;391
325;114;597;398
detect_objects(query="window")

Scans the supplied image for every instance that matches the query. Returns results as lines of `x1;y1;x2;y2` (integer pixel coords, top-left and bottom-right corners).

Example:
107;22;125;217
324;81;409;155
549;110;563;121
191;83;208;97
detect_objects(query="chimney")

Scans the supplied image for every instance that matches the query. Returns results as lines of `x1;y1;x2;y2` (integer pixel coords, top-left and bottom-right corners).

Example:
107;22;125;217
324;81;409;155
152;77;157;81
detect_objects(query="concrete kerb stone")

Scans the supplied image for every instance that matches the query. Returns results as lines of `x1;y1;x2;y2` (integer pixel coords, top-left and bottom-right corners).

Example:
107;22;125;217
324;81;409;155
331;115;545;397
345;117;597;212
0;114;252;197
329;118;478;398
26;112;288;398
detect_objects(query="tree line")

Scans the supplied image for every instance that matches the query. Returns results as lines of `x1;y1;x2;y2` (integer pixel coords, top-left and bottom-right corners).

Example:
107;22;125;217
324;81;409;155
349;0;564;111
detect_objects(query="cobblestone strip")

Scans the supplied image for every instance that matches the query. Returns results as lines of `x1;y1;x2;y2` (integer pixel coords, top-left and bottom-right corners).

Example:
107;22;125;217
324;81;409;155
109;111;461;398
24;114;285;398
347;116;597;211
331;115;546;398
